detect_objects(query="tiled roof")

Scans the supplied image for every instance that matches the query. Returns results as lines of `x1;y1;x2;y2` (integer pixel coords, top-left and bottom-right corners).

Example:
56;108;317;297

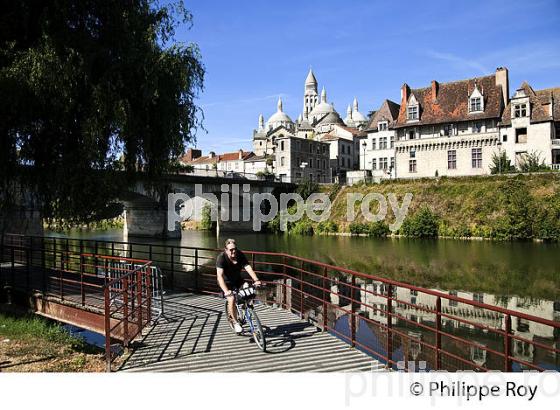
366;99;400;130
395;74;504;128
501;82;560;125
181;150;255;165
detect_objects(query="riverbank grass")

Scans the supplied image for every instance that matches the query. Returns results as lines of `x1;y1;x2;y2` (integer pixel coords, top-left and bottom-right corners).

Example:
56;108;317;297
0;310;106;372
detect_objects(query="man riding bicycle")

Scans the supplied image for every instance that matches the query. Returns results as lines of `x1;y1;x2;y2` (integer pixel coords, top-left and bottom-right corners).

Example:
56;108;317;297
217;238;261;333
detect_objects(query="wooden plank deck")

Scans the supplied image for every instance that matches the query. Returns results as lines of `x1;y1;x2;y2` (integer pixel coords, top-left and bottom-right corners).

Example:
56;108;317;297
118;293;387;372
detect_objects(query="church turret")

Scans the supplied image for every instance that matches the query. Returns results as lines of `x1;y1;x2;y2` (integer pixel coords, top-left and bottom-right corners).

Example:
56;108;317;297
258;114;264;131
303;69;319;120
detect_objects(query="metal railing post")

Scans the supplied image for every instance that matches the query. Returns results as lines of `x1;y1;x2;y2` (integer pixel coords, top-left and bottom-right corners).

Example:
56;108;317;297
436;296;442;370
170;247;175;289
351;275;356;347
59;250;64;300
282;256;287;309
194;248;199;292
146;268;152;324
80;253;85;306
104;286;112;372
387;284;393;368
137;269;143;334
322;266;328;331
123;278;129;346
299;260;304;319
504;314;512;372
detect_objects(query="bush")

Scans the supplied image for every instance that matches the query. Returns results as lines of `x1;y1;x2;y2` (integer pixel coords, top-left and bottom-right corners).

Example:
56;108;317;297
200;204;213;230
296;179;320;200
316;220;338;234
349;222;368;235
490;151;516;174
401;207;439;238
490;178;534;240
290;220;314;235
367;221;390;237
349;221;389;237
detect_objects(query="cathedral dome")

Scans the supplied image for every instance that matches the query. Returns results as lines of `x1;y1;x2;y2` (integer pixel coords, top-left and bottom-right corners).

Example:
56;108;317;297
309;87;338;122
266;97;293;129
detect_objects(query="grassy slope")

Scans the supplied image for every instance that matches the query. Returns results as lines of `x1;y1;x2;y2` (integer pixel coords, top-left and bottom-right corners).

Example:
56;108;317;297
329;173;560;237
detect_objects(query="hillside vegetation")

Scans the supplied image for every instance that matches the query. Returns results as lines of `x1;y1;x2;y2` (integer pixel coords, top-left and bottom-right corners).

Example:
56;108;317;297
275;174;560;241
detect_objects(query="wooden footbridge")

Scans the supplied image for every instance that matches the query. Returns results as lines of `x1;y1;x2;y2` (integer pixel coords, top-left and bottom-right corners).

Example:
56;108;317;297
1;234;559;372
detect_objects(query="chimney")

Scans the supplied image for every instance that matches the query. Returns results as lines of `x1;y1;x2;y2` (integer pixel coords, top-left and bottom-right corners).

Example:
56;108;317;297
495;67;509;108
238;149;244;160
184;148;201;162
401;83;409;106
209;151;215;158
431;80;438;102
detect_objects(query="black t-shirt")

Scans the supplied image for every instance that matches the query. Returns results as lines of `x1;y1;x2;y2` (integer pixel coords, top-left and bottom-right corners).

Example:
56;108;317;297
216;250;249;285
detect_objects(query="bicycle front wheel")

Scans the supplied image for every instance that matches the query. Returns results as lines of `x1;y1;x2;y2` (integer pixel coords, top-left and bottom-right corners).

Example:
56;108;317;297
247;307;266;352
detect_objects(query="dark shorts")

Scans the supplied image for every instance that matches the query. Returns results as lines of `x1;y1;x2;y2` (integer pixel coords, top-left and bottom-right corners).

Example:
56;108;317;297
224;276;244;292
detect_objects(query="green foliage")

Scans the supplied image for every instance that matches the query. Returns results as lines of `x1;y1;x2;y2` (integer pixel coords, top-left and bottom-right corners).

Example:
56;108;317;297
316;220;338;234
518;151;550;173
296;179;320;200
0;312;85;349
0;1;204;226
490;178;533;240
401;207;439;238
200;204;213;230
290;220;314;235
349;221;389;237
490;151;516;174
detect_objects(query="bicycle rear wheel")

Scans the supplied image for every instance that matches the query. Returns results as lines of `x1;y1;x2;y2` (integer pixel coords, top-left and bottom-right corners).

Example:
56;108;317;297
247;307;266;352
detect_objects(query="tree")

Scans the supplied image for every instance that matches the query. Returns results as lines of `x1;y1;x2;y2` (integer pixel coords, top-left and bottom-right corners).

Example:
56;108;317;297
490;151;515;174
0;1;204;228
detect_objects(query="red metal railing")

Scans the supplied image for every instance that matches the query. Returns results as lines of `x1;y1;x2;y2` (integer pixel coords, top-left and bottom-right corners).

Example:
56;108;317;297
0;236;153;372
2;234;560;372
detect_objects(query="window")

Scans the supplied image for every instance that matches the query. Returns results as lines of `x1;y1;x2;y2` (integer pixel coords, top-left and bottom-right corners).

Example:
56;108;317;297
472;148;482;168
380;137;387;149
473;293;484;303
390;135;395;148
502;134;507;142
473;122;482;133
390;157;395;170
470;97;482;112
371;138;376;150
448;150;457;169
409;159;417;173
309;144;313;153
309;158;313;168
410;149;416;158
347;158;351;168
378;122;388;131
371;158;377;170
516;128;527;144
280;157;285;167
280;141;284;151
407;105;418;120
408;130;415;140
449;290;458;307
514;103;527;118
380;157;388;170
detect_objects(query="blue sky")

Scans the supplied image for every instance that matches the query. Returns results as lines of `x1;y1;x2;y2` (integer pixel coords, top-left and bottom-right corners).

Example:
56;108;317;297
174;0;560;153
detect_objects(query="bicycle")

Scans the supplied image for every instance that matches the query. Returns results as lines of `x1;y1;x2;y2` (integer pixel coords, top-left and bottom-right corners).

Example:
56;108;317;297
224;284;266;352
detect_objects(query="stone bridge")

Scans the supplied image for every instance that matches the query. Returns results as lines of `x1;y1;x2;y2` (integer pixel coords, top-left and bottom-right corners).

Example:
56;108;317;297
121;174;294;238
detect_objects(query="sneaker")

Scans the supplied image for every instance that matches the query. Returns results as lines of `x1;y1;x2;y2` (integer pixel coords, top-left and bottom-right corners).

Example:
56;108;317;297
233;322;243;334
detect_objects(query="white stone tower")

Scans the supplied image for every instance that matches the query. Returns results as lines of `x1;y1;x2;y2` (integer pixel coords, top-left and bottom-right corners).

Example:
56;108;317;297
303;69;318;118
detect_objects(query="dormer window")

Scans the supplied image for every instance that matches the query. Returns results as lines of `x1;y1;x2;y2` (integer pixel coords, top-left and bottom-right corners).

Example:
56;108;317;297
378;121;388;131
407;95;419;121
407;105;418;120
514;103;528;118
468;85;484;113
470;97;482;112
